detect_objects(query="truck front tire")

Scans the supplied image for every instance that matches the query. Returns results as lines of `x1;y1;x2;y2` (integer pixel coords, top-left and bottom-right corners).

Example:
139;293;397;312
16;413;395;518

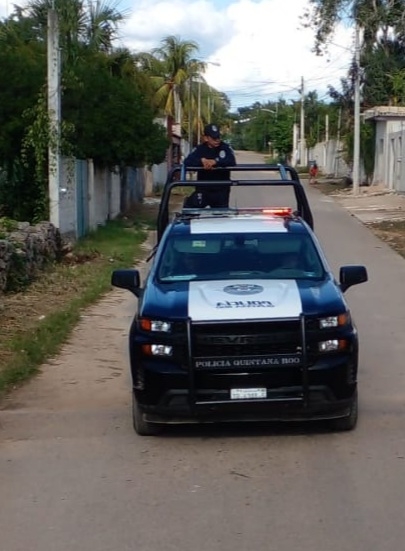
132;393;162;436
330;390;358;431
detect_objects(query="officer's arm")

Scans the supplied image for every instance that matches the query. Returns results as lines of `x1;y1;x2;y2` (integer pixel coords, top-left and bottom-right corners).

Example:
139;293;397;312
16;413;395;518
215;144;237;167
184;147;203;167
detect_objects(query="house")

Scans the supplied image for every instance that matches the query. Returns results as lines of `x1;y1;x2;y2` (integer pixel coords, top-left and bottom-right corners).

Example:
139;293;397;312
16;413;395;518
364;106;405;192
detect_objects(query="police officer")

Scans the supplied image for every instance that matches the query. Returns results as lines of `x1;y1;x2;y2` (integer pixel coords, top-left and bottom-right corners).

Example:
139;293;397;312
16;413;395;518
183;124;236;208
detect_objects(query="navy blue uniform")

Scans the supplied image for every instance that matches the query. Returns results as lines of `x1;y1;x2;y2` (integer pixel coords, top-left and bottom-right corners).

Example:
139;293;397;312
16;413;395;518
183;142;236;207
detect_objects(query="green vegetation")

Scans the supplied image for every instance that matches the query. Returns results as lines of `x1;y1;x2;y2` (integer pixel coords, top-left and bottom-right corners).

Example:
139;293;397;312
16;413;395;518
0;7;231;222
1;0;404;222
231;96;341;161
0;214;151;396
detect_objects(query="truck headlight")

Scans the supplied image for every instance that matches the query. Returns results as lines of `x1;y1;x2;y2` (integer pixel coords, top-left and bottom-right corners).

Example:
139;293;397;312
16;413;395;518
140;319;172;333
142;344;173;356
318;339;347;352
319;313;350;329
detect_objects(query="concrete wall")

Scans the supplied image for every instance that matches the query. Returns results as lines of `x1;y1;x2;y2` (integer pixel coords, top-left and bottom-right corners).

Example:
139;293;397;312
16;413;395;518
56;158;169;239
89;165;121;227
110;170;121;220
93;165;108;227
373;120;405;191
308;139;350;178
152;162;168;191
59;157;77;236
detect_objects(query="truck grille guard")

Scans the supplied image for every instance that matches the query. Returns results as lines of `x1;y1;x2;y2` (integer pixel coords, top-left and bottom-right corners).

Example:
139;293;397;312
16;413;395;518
186;314;310;410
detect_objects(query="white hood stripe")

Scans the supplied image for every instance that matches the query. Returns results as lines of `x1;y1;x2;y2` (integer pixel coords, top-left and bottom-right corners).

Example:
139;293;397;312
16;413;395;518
190;217;287;234
188;280;302;321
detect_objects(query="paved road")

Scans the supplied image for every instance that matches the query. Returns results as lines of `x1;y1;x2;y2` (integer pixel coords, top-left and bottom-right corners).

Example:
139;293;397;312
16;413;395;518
2;151;405;551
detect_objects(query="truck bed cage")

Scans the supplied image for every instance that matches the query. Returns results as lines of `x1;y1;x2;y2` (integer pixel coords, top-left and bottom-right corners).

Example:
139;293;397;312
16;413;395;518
157;164;314;241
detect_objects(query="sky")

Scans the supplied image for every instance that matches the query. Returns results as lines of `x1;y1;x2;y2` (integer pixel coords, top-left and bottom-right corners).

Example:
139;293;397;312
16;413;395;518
0;0;355;111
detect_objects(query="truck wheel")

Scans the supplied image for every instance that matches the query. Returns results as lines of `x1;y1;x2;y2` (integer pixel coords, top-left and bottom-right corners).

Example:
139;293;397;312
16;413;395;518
330;391;358;432
132;393;162;436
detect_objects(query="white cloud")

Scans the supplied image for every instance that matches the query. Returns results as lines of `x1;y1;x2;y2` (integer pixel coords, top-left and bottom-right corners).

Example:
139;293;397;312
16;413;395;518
0;0;10;19
120;0;354;110
0;0;354;111
120;0;233;54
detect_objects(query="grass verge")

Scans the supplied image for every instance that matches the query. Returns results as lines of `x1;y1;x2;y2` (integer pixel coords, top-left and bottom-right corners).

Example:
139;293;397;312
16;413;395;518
0;206;157;397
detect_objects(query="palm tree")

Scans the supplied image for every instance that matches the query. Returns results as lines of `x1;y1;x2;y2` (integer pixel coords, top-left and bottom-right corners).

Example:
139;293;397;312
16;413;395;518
139;35;202;166
23;0;126;57
86;0;126;52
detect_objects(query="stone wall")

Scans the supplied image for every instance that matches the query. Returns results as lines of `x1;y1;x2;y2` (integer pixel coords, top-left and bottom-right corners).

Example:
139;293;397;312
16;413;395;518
0;221;62;293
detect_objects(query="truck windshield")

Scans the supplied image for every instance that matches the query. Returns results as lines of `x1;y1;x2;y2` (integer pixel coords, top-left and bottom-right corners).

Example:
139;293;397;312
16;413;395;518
157;232;325;282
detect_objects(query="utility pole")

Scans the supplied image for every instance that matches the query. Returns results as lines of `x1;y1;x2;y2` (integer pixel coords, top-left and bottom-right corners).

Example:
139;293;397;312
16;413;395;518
334;106;342;177
292;122;299;166
300;76;306;167
353;24;361;195
325;114;329;142
197;78;202;144
47;7;61;229
188;77;192;154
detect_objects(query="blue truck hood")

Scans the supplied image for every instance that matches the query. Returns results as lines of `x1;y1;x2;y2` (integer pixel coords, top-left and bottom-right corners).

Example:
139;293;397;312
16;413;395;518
140;278;346;321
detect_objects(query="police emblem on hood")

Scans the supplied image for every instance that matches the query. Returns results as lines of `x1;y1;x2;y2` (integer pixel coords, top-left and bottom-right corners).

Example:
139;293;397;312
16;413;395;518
223;284;264;295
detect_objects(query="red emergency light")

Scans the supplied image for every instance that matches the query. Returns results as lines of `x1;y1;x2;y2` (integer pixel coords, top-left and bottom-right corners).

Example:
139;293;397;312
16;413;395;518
262;208;293;216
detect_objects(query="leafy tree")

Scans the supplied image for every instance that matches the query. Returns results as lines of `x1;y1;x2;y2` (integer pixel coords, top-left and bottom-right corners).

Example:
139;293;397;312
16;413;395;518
0;2;170;221
0;15;47;220
361;40;405;107
232;98;338;160
304;0;405;181
62;49;168;166
303;0;405;55
0;15;46;166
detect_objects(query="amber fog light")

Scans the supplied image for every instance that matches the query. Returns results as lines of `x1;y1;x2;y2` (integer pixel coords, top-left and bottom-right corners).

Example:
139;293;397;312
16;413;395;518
140;319;172;333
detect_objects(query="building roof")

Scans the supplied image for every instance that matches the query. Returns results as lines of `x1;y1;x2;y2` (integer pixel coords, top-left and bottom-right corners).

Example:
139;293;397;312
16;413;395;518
363;106;405;120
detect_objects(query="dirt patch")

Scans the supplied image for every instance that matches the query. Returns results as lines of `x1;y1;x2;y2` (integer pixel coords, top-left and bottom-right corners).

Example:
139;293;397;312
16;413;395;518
313;180;405;259
0;191;190;375
311;178;352;195
366;220;405;258
0;200;160;368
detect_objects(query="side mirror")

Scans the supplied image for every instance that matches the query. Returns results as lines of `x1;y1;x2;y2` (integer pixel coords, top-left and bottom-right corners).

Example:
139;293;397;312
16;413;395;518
339;265;368;292
111;269;141;297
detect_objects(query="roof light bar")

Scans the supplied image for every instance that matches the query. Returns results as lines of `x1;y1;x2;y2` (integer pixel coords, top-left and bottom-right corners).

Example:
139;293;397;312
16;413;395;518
262;208;293;216
179;207;294;217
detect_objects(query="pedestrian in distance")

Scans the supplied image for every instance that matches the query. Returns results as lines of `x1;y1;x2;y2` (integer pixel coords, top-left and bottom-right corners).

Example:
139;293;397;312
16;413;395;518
183;124;236;208
309;161;319;185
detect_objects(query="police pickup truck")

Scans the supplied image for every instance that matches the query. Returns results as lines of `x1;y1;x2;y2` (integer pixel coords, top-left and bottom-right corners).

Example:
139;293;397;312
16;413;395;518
112;164;368;435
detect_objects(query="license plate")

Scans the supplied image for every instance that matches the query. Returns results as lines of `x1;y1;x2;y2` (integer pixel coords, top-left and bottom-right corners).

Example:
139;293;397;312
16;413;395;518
230;388;267;400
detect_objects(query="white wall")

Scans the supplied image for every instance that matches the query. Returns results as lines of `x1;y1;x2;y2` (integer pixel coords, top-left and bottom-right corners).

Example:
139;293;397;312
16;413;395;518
372;120;405;191
373;121;386;185
110;170;121;220
57;158;154;239
93;165;108;226
59;157;76;236
91;166;121;225
152;161;168;191
308;139;349;178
